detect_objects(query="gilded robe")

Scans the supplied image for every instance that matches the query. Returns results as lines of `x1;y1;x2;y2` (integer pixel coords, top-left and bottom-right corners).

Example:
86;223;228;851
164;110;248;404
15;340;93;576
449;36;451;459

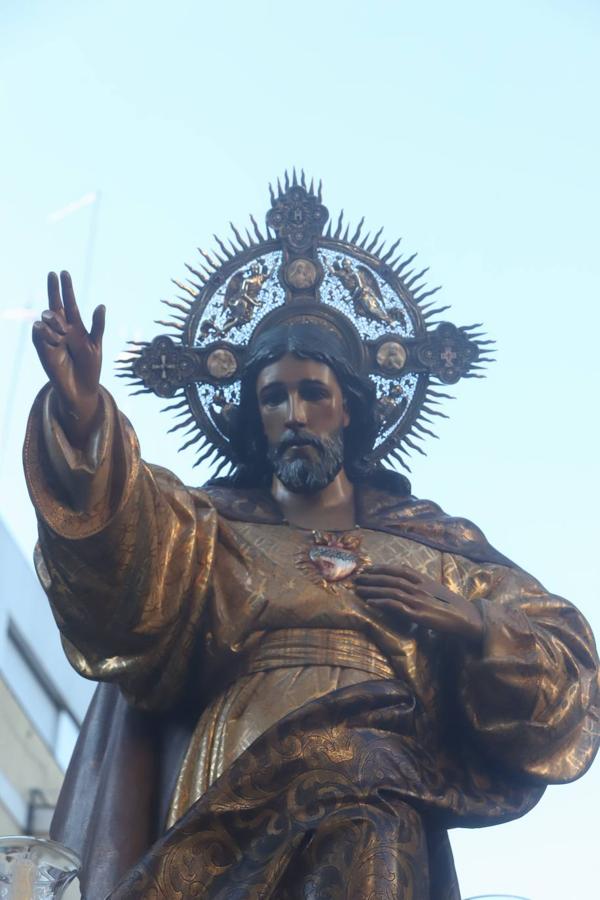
23;388;600;900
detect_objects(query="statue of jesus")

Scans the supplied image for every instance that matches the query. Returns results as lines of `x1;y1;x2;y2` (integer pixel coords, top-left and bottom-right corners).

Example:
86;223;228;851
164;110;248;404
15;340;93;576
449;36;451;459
24;178;599;899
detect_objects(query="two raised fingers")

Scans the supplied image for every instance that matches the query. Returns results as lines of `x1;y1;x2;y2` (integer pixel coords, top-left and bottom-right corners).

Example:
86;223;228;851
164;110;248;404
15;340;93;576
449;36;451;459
48;271;82;326
32;273;71;350
41;271;105;345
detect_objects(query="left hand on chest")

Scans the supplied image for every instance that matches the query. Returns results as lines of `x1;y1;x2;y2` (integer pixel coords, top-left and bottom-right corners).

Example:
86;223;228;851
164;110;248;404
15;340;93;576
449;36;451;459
355;564;483;645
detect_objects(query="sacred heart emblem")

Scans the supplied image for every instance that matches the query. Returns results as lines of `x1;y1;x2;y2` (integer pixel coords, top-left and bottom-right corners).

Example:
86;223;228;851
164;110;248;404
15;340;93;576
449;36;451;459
297;531;371;592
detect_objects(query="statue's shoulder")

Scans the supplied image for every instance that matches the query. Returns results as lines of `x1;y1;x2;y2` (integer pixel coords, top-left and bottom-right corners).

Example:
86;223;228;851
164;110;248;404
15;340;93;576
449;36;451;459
357;483;445;528
191;476;515;568
358;482;516;569
198;482;283;524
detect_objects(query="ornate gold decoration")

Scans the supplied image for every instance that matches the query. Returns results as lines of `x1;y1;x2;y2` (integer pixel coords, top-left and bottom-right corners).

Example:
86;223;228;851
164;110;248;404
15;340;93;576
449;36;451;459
120;171;494;474
330;257;407;327
221;261;269;334
286;258;318;289
206;348;237;379
296;530;371;592
376;340;407;372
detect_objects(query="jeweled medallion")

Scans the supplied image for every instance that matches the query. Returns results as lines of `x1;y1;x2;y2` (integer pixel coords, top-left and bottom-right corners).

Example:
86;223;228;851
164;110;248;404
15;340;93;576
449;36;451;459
297;530;371;592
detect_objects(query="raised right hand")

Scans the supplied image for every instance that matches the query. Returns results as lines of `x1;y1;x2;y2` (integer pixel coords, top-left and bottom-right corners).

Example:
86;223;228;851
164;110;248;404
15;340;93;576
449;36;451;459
32;271;106;446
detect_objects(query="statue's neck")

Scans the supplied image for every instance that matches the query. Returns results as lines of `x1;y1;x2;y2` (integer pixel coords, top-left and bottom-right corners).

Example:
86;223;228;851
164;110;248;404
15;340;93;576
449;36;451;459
270;469;355;531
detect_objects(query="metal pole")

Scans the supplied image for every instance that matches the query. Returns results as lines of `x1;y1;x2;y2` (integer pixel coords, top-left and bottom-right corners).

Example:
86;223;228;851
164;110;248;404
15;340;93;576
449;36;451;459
80;189;102;313
0;310;31;479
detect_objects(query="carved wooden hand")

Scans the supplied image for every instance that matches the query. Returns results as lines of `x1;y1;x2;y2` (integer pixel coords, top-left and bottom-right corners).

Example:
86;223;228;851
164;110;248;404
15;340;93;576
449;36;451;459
355;564;483;645
32;271;105;446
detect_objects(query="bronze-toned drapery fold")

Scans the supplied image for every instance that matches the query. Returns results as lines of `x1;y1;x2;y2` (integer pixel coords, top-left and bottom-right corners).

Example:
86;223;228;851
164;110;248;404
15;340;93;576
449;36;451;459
23;386;600;899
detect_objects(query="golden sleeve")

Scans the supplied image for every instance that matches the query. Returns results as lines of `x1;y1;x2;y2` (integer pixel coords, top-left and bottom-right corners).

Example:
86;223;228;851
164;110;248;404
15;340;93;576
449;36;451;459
23;385;218;711
443;553;599;783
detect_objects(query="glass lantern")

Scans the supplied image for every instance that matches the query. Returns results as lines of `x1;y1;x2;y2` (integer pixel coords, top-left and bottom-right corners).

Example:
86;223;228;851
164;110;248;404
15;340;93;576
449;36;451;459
0;836;80;899
464;895;532;900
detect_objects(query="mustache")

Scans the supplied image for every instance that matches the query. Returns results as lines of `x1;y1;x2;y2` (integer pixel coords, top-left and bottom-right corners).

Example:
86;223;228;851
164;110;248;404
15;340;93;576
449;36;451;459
273;431;326;456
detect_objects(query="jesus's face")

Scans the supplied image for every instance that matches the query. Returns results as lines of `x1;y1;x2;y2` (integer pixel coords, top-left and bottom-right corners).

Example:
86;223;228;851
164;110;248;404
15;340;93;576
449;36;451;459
256;353;350;494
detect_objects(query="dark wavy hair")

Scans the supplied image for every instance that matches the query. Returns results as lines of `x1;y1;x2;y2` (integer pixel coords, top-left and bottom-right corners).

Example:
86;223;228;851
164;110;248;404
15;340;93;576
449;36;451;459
208;321;410;495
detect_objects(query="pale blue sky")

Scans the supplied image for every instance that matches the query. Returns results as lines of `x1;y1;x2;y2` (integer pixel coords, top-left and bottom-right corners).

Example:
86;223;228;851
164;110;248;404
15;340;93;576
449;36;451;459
1;2;599;896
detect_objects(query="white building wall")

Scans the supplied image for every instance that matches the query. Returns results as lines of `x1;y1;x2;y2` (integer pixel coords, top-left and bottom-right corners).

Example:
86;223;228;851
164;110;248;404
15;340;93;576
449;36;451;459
0;516;94;833
0;518;93;722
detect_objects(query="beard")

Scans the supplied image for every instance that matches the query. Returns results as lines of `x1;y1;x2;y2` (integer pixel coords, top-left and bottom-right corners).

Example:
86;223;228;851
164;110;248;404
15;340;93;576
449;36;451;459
267;430;344;495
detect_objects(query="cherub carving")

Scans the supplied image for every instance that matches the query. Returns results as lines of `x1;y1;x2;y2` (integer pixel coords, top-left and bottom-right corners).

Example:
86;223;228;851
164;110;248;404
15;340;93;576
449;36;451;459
331;257;407;328
375;382;407;427
209;388;237;437
222;262;269;334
